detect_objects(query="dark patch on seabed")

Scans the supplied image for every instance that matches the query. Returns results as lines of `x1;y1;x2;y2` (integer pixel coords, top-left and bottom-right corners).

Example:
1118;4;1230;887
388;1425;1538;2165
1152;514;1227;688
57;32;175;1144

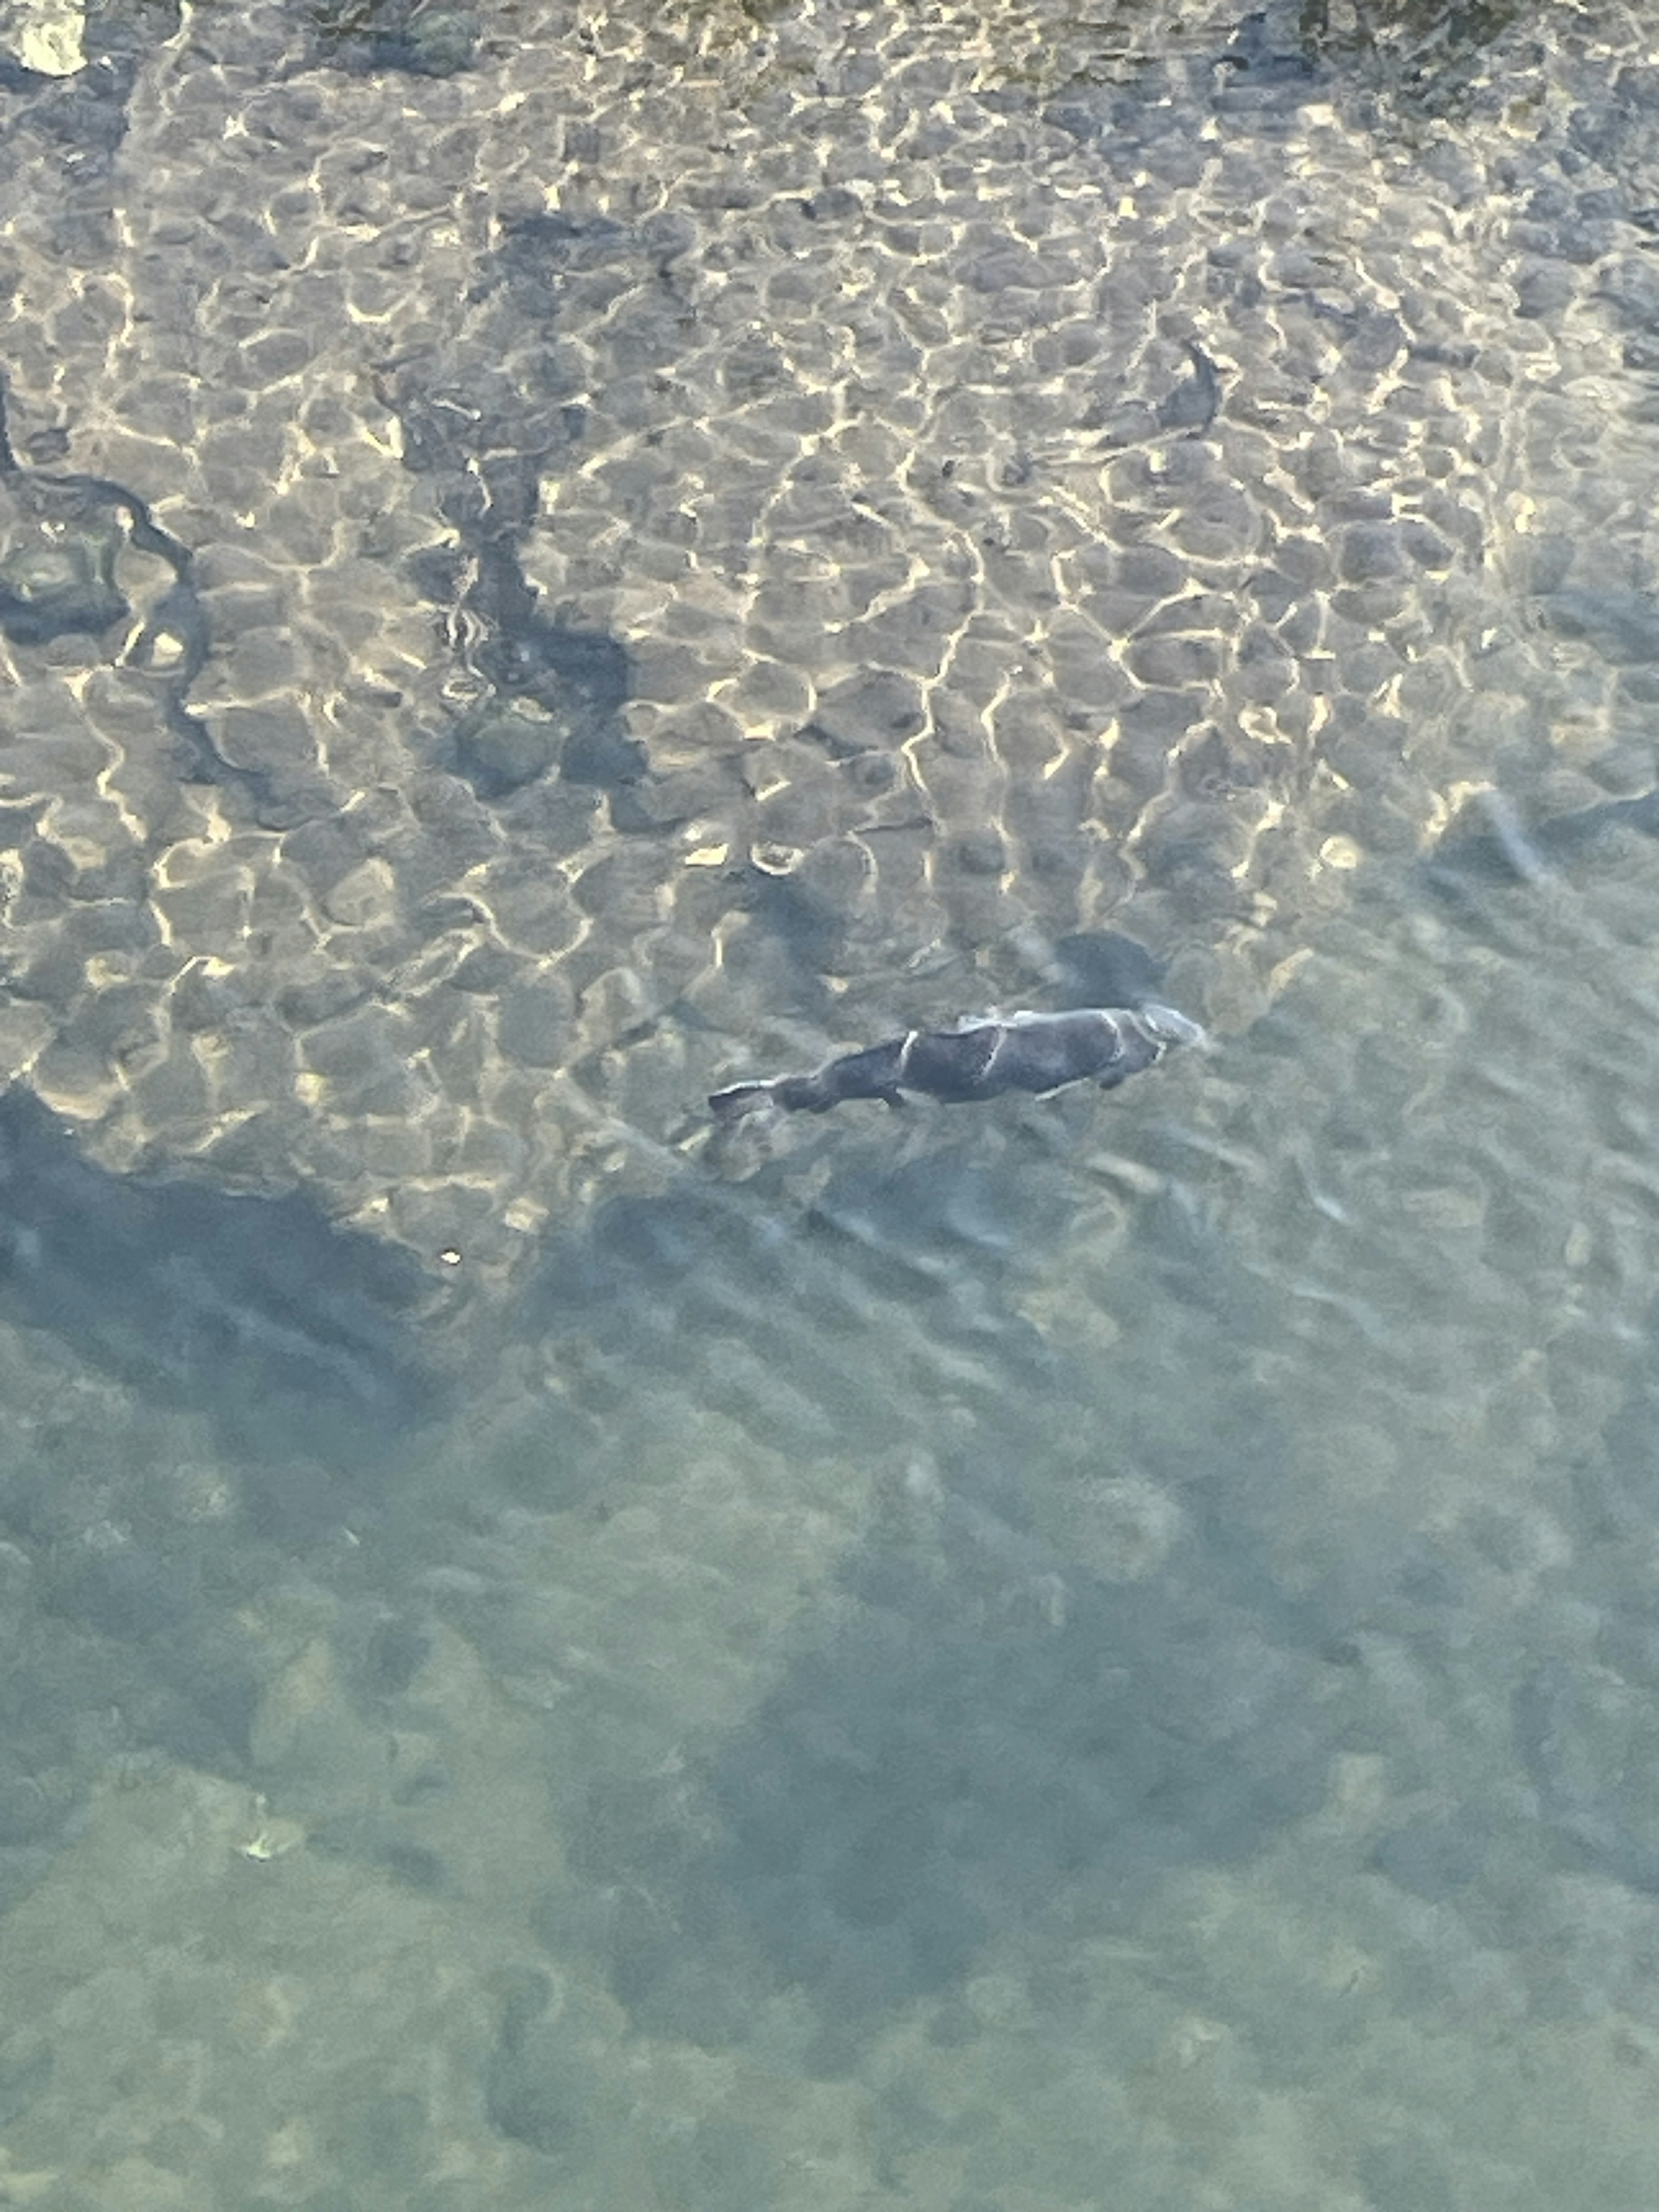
1504;1335;1659;1900
533;1159;1353;2063
0;1085;440;1467
699;1532;1333;2055
0;1084;444;1871
0;1078;441;1906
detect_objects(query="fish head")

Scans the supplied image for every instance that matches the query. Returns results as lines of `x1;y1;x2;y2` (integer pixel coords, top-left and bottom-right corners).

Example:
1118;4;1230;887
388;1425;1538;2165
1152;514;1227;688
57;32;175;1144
1132;1001;1205;1051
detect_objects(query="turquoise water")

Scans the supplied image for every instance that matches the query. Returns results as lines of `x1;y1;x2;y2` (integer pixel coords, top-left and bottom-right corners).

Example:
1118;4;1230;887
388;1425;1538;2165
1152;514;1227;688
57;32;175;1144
0;0;1658;2204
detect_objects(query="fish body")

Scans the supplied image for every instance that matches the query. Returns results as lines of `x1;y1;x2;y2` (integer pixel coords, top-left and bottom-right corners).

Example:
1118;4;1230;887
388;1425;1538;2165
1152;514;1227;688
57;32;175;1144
709;1002;1201;1122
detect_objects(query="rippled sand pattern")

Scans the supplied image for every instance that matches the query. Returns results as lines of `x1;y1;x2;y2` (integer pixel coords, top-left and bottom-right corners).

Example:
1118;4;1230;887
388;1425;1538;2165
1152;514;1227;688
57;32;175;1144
0;0;1649;1287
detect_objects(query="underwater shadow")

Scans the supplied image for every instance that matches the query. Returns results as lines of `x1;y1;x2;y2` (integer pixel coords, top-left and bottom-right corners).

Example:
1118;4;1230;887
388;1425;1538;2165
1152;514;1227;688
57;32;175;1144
0;1086;440;1475
540;1160;1347;2063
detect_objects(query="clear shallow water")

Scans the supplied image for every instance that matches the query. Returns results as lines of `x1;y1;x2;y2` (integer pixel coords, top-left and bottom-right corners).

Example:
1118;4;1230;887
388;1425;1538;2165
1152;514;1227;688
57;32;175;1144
6;806;1659;2209
1;0;1659;2205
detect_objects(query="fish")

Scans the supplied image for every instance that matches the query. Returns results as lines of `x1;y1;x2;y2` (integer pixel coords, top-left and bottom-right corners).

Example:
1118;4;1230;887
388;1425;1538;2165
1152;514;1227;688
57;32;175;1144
709;1001;1203;1122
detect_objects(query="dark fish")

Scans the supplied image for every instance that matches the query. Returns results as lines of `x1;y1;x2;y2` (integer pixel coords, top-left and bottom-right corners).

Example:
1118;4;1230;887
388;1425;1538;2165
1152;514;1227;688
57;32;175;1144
709;1002;1202;1122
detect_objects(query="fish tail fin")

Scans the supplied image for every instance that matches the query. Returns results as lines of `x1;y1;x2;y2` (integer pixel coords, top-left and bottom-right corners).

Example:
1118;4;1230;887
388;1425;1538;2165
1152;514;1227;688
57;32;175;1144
708;1079;779;1122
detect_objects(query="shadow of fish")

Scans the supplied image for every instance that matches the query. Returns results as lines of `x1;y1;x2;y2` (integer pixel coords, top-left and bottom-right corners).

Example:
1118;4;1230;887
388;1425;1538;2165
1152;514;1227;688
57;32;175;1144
1536;588;1659;667
709;1002;1202;1122
1424;785;1659;901
1513;1656;1659;1894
